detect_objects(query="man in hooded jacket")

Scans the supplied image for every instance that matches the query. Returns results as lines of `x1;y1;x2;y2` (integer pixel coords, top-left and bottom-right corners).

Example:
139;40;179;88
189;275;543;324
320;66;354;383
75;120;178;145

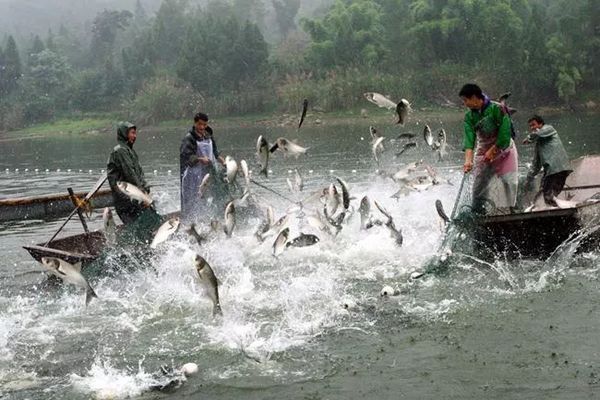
107;123;161;243
523;115;572;206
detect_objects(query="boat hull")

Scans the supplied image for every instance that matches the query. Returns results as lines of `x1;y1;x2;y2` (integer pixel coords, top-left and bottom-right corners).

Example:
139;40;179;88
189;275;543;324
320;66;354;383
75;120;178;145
472;201;600;260
0;189;113;222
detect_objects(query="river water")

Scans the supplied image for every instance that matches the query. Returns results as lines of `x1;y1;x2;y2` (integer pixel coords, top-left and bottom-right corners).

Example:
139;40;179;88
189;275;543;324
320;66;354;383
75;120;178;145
1;112;599;399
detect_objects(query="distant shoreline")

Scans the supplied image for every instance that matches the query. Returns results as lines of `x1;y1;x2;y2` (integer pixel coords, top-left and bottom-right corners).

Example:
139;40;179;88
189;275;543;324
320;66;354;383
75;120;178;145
2;103;598;138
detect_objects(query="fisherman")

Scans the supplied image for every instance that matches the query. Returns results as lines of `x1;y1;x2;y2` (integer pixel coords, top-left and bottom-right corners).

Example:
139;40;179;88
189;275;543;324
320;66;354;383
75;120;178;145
179;112;226;221
522;115;572;206
459;83;519;215
107;122;161;241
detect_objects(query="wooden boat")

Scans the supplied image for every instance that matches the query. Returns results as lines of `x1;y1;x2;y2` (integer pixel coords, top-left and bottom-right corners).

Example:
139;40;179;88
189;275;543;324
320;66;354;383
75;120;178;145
0;188;113;222
23;211;179;266
471;155;600;260
24;231;107;265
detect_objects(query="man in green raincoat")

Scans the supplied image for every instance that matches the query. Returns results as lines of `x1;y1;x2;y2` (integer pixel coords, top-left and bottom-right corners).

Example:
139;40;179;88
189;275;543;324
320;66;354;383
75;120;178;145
107;122;161;242
523;115;572;206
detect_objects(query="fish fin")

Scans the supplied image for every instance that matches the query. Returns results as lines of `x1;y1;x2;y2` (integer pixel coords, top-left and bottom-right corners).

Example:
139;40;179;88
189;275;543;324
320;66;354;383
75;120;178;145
85;285;98;306
269;143;279;153
73;261;82;272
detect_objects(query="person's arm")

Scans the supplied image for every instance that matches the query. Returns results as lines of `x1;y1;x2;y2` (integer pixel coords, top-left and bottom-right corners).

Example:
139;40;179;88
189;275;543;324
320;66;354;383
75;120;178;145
463;113;475;172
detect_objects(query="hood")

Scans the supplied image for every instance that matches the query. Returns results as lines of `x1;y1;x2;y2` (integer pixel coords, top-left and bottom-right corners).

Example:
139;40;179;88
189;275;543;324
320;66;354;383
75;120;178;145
537;124;557;138
117;121;136;146
188;125;213;140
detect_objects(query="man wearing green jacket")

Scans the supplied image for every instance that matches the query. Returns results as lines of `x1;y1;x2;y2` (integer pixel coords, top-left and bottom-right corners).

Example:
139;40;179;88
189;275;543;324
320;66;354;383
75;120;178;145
523;115;572;207
459;83;519;214
107;123;161;243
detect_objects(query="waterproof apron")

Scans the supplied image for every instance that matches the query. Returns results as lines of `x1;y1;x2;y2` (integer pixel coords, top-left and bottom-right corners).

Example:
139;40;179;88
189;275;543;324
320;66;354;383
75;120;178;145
472;129;519;214
181;137;215;220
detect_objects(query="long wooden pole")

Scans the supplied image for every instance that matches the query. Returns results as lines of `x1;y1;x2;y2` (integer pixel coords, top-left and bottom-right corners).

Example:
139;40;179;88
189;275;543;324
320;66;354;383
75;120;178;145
44;174;108;247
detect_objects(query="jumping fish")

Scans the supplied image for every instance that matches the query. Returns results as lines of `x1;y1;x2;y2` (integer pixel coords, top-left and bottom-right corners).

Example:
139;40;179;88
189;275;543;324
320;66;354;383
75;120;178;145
225;156;238;184
272;227;290;256
257;135;269;177
395;99;411;125
40;257;97;306
287;233;320;248
364;92;397;110
372;137;385;162
150;217;180;249
116;182;152;206
423;125;434;147
240;160;250;189
194;254;222;316
102;207;116;244
224;201;235;237
298;98;308;129
359;196;371;230
198;173;211;198
269;138;308;156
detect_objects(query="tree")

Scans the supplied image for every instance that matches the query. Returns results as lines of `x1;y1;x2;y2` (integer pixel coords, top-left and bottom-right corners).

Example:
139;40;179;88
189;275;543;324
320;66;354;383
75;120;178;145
302;0;386;69
273;0;300;40
151;0;189;65
0;36;22;96
89;9;133;64
29;35;46;57
20;49;72;121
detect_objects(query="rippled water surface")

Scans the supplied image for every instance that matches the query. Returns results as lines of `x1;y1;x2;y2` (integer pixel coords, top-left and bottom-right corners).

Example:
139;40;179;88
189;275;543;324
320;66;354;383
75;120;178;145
1;112;599;399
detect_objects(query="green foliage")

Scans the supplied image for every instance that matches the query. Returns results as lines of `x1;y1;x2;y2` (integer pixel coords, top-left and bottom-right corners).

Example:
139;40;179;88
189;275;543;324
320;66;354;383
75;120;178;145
302;0;386;69
90;9;133;64
128;76;204;124
176;13;269;94
273;0;301;39
0;36;22;96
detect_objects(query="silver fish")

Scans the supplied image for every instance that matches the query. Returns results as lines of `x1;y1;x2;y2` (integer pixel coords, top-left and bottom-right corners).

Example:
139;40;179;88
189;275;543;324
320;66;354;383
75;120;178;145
269;138;308;156
240;159;250;188
395;142;417;157
326;184;340;216
437;128;448;160
307;214;332;236
257;135;269;177
369;125;380;140
198;173;211;198
395;99;410;125
151;217;180;249
225;156;238;184
224;201;235;237
435;200;449;224
287;233;319;248
194;254;222;316
102;207;117;244
116;181;152;206
294;168;303;192
372;137;385;162
272;227;290;256
423;125;434;147
335;177;350;210
385;218;403;246
363;92;397;109
298;98;308;129
40;257;97;306
359;196;371;230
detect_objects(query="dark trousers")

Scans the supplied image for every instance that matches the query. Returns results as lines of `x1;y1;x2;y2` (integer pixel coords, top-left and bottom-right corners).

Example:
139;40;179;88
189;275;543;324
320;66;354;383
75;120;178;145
541;171;571;206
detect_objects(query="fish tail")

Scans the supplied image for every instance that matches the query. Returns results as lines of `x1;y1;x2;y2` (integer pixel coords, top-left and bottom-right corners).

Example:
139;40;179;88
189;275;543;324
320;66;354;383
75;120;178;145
213;303;223;317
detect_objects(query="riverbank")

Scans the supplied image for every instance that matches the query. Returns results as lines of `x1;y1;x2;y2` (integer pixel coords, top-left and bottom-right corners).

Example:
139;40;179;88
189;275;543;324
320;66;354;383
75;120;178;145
4;101;599;139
